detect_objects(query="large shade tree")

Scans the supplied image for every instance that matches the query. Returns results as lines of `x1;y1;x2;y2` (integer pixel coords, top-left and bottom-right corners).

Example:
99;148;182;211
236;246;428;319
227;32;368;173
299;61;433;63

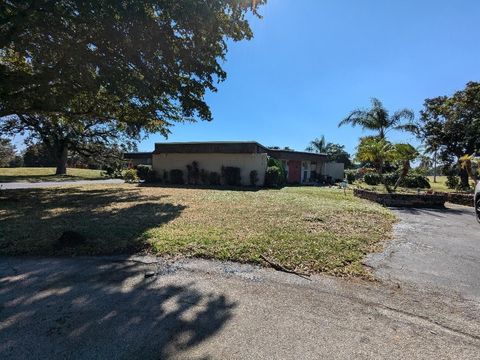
339;98;416;139
0;138;16;167
0;0;264;174
417;82;480;188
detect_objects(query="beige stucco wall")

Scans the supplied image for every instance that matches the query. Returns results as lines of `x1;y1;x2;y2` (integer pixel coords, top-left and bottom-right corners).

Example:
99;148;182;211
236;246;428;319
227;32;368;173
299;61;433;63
323;162;345;181
152;153;267;186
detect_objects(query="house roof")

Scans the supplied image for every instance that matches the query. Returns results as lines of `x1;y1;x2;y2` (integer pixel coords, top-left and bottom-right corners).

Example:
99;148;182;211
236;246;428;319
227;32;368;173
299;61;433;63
266;149;327;162
123;152;153;159
154;141;268;154
148;141;327;162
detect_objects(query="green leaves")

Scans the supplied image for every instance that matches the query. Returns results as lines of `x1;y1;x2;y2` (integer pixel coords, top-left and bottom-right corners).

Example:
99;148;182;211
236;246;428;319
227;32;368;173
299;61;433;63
339;97;415;139
0;0;265;134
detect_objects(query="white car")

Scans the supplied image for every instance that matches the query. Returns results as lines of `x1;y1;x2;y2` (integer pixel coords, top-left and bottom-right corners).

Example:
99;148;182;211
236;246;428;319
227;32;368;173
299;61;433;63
476;181;480;223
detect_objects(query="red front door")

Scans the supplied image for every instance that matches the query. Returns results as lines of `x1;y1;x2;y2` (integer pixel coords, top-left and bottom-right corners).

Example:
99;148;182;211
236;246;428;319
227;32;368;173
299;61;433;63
288;161;301;184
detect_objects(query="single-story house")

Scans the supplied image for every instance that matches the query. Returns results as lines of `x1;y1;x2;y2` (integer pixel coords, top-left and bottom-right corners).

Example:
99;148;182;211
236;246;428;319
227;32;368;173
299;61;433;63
125;141;344;185
123;152;153;167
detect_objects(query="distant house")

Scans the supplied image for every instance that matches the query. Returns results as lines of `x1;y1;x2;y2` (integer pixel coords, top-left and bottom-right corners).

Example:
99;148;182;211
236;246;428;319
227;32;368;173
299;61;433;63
123;152;153;167
125;141;344;185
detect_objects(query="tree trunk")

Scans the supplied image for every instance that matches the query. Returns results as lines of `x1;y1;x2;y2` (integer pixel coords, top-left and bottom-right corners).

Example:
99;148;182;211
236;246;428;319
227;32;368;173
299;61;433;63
393;161;410;191
378;162;392;193
459;166;469;189
55;146;68;175
433;151;437;183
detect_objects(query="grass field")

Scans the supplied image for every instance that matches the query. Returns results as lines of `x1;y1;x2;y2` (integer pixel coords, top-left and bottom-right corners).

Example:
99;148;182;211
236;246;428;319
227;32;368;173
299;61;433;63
427;176;475;192
0;185;395;277
0;167;106;182
355;175;475;194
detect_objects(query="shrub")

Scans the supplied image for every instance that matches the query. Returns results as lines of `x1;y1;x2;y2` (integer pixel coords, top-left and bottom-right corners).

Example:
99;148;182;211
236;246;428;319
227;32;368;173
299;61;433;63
249;170;259;186
136;164;156;183
267;157;287;180
186;161;200;185
209;171;221;185
446;175;460;190
364;173;382;185
103;162;124;178
169;169;184;185
222;166;241;186
345;170;356;184
200;169;209;184
265;166;284;187
123;168;139;183
162;170;168;184
399;175;431;189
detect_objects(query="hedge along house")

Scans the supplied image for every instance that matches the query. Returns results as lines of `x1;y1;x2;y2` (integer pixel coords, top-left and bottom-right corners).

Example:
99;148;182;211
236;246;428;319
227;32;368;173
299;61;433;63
126;141;344;185
153;142;268;186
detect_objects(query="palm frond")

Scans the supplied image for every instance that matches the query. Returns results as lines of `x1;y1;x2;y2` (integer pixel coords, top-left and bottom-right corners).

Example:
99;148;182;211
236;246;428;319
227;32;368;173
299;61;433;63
338;109;368;127
391;108;415;125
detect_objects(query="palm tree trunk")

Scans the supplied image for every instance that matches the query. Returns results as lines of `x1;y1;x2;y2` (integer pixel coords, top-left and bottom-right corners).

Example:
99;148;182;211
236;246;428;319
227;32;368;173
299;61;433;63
433;150;437;183
378;162;392;193
393;161;410;191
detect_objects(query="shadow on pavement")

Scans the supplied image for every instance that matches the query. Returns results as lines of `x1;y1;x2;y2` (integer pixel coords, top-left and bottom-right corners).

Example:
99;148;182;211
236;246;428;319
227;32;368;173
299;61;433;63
0;259;236;359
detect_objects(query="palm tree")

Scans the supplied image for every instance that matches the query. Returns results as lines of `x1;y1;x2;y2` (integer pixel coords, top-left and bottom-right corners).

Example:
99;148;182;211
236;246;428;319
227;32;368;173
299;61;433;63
391;143;419;190
356;137;396;193
339;98;416;139
423;142;439;183
305;135;331;153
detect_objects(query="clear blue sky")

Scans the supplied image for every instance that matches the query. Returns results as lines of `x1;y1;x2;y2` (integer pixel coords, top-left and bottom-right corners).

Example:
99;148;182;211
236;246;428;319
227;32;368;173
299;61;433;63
143;0;480;155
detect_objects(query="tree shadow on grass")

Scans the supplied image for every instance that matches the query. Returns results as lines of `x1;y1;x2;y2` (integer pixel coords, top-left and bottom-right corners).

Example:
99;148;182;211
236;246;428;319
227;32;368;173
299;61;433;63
0;187;186;256
0;258;236;359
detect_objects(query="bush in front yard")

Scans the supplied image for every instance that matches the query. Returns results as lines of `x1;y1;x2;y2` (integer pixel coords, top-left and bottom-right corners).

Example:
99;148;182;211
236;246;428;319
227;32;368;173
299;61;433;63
400;175;430;189
446;174;460;189
364;173;382;185
209;171;221;185
345;170;356;184
265;166;284;187
124;168;139;183
222;166;241;186
136;165;156;183
169;169;184;185
363;172;431;189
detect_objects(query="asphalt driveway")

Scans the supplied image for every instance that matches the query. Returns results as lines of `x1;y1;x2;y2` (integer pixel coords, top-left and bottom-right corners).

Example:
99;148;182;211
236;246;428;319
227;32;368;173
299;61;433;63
1;204;480;359
1;256;479;359
366;204;480;300
0;179;124;189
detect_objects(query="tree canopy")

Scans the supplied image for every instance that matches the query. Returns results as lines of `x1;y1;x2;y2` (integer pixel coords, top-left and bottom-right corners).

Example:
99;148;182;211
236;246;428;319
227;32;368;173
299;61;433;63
417;81;480;187
306;136;352;167
0;0;264;173
0;138;17;167
339;98;415;139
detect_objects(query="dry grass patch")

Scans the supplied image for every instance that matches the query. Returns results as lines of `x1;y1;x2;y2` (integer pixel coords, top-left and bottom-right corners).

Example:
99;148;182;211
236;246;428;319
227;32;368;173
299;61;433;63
0;185;395;277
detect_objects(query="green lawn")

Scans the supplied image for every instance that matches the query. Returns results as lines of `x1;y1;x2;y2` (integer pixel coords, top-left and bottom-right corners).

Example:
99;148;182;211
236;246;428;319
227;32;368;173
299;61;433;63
0;185;395;277
0;167;107;182
355;175;475;194
427;176;475;192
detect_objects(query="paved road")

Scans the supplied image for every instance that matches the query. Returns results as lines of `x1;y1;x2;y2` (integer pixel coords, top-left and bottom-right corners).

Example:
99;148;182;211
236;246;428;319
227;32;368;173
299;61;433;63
366;204;480;300
0;179;124;189
1;256;479;359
